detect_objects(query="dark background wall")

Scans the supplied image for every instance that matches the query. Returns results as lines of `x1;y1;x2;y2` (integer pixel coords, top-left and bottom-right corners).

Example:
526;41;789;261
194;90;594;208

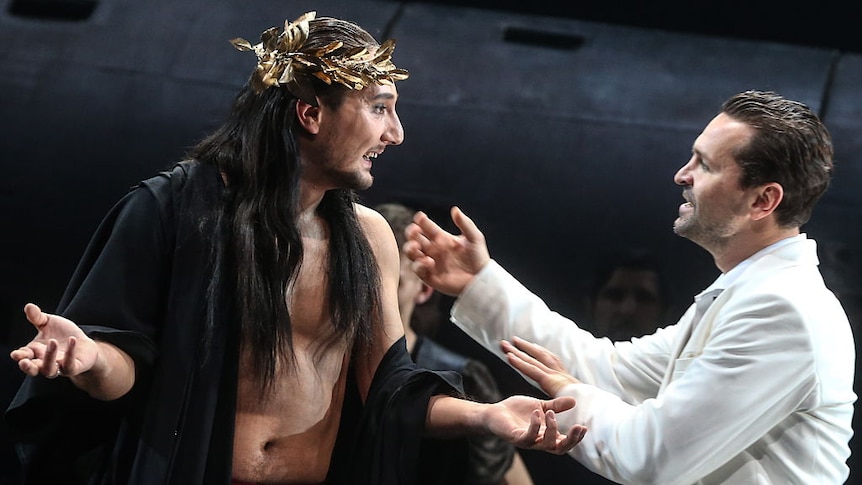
1;0;859;483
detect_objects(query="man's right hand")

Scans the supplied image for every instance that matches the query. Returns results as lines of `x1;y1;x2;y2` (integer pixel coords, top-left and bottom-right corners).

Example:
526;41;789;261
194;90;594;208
10;303;136;400
404;206;491;297
10;303;100;379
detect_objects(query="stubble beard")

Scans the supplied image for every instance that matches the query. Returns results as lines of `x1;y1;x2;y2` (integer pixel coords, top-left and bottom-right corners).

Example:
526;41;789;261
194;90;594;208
322;165;373;191
673;211;731;252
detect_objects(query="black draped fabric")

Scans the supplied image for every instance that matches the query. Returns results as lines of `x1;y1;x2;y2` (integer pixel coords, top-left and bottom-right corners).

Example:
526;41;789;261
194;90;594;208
4;161;469;484
329;338;469;485
412;337;514;485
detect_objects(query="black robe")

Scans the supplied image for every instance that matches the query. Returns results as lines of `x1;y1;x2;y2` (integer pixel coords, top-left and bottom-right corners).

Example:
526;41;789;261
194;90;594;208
5;161;468;484
412;337;514;484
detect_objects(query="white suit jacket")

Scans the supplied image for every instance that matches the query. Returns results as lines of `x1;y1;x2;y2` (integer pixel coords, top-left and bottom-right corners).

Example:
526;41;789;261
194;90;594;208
452;236;855;484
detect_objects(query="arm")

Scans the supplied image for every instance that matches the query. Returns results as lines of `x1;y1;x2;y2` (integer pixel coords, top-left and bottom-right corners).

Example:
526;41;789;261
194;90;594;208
362;205;587;454
504;297;824;484
452;260;675;401
10;303;136;400
407;207;672;400
425;393;586;454
354;205;411;401
8;179;177;401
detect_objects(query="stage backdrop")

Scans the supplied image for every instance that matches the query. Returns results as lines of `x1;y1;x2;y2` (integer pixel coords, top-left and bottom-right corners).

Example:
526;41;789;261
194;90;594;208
1;1;859;483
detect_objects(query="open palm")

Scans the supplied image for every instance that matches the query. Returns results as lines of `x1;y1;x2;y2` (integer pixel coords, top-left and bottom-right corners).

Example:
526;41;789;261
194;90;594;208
10;303;100;378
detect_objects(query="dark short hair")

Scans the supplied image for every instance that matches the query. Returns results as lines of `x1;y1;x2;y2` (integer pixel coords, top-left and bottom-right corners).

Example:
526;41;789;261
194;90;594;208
721;90;833;228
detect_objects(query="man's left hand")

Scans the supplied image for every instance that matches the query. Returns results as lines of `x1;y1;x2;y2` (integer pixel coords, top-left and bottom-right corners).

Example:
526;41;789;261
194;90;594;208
486;394;587;454
503;337;580;396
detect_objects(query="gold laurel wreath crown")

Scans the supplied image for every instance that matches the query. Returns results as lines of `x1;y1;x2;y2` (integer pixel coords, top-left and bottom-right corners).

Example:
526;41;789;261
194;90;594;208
230;11;409;95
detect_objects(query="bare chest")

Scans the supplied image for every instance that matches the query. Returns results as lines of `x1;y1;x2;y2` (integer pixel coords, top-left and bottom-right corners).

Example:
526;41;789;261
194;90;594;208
232;235;351;483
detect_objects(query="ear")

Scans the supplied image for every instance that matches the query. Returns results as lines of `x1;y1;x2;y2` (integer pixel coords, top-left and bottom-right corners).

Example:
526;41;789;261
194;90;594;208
750;182;784;221
295;98;322;134
415;282;435;305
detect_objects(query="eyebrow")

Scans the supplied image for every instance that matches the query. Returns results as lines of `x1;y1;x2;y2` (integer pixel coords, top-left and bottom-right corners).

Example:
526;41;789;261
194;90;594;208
371;92;396;101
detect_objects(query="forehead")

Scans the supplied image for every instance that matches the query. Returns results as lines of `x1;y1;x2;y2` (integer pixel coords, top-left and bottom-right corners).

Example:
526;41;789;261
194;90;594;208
693;113;754;163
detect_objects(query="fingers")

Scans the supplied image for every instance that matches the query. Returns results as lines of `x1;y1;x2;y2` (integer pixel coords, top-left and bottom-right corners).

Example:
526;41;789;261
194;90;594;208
16;358;39;377
524;408;542;444
10;345;36;362
542;410;559;449
526;406;586;454
505;347;545;382
404;217;439;271
502;340;550;371
556;425;588;453
511;336;557;365
539;410;587;454
510;337;569;375
411;210;448;242
42;339;59;374
503;340;556;387
14;339;63;378
403;227;433;266
60;337;78;375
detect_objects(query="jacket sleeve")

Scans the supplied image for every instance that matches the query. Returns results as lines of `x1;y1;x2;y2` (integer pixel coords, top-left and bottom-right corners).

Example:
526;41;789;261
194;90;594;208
451;260;676;403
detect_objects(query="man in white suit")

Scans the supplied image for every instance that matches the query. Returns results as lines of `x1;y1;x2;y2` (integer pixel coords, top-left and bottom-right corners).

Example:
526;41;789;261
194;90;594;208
404;90;856;484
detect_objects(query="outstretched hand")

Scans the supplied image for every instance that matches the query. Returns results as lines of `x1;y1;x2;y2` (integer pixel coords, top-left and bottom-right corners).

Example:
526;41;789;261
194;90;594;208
486;394;587;454
403;206;491;296
10;303;100;379
503;337;581;397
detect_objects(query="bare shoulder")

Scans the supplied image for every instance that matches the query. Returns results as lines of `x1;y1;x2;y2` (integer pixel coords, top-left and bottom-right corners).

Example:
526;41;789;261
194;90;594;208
355;204;398;253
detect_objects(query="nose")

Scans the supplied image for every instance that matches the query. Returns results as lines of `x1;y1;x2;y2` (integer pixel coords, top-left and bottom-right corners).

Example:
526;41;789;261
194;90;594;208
384;112;405;146
674;158;694;186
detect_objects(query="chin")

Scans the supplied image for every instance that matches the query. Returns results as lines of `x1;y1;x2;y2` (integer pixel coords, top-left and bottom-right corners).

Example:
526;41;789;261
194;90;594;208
333;171;373;191
356;175;374;191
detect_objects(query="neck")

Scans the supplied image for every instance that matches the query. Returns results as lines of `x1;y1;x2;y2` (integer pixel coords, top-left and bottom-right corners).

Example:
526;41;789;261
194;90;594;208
296;179;327;226
710;227;800;273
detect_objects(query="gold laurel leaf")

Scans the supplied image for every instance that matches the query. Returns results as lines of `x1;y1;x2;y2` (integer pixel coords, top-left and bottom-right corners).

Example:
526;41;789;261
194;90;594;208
230;38;254;51
313;71;333;84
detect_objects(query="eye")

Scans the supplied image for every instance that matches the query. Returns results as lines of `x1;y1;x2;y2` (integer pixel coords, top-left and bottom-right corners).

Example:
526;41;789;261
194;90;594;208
373;104;388;114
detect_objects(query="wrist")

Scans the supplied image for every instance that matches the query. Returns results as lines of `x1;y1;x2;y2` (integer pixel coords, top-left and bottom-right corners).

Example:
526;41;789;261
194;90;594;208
426;396;491;438
71;341;135;401
472;401;496;436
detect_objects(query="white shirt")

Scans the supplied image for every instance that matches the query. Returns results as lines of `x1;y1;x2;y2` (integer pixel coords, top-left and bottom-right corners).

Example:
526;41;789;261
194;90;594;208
452;235;855;484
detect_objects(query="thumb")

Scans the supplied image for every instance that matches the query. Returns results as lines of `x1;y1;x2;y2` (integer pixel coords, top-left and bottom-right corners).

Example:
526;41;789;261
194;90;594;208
23;303;49;330
451;206;484;244
543;396;577;413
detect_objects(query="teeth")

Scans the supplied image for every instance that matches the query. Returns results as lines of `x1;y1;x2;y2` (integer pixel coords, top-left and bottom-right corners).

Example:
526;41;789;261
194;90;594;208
364;152;379;159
